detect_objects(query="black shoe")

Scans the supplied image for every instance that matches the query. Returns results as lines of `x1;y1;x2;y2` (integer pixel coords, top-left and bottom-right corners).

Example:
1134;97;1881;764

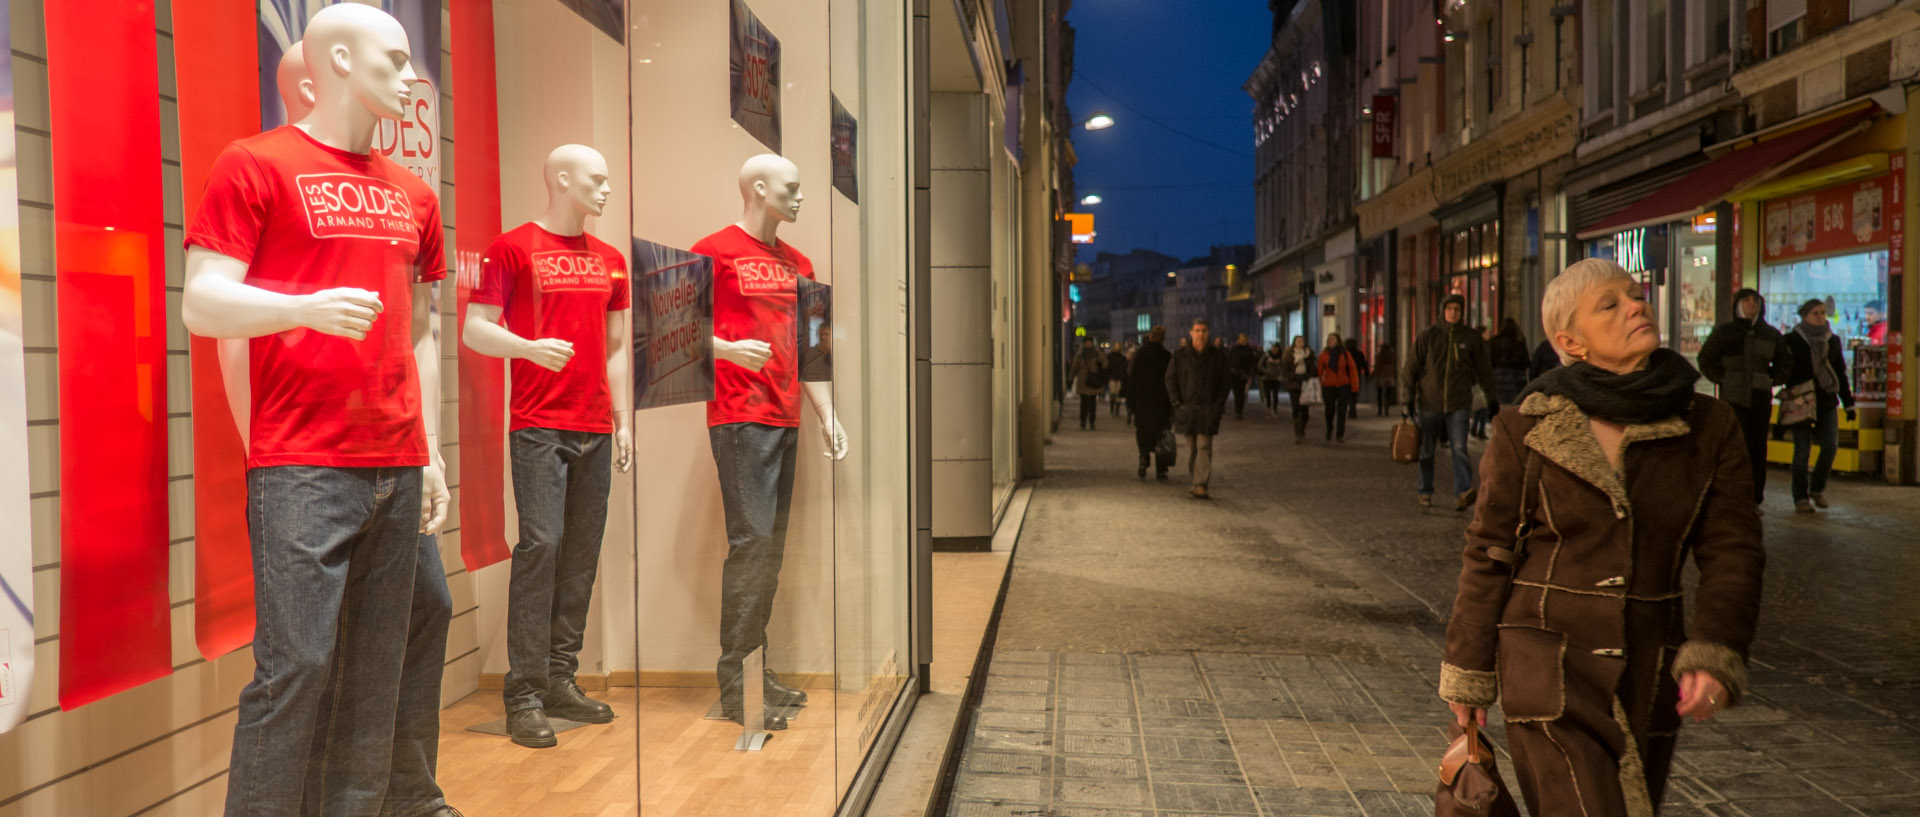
765;669;809;708
1155;471;1168;481
507;708;558;748
1138;466;1147;480
546;679;615;723
721;705;791;731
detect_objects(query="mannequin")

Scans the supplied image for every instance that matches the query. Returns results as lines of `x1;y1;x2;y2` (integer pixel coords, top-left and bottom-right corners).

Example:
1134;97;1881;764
695;154;847;732
464;144;634;748
180;7;455;817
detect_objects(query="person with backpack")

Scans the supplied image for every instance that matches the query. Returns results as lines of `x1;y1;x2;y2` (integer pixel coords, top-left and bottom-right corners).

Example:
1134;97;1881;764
1067;338;1106;430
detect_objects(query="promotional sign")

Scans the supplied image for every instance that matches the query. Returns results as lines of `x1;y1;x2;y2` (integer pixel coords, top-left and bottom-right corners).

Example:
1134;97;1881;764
49;0;173;710
797;279;832;382
632;237;716;410
258;0;442;188
1369;95;1396;158
559;0;623;42
452;0;511;570
729;0;782;154
1763;164;1899;261
0;0;33;732
176;0;263;660
831;94;859;204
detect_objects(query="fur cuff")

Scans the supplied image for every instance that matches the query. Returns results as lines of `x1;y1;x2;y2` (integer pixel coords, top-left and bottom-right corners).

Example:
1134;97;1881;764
1438;662;1499;707
1671;641;1749;706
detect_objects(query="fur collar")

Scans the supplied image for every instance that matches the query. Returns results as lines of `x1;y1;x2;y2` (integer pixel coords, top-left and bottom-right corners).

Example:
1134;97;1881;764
1519;393;1692;516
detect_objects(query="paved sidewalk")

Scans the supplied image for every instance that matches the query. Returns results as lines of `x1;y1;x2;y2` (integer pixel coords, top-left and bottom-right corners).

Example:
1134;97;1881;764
946;396;1920;817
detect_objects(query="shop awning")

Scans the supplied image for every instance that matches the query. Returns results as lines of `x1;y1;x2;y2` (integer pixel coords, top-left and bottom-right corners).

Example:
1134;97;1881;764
1575;109;1875;239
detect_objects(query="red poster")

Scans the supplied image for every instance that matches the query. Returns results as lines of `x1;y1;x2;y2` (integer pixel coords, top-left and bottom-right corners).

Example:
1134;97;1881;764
47;0;173;709
1762;163;1896;261
452;0;511;570
1370;95;1396;158
174;0;260;661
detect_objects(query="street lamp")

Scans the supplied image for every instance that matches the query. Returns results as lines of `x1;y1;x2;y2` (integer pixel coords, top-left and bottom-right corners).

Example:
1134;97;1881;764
1083;112;1116;130
1080;194;1103;206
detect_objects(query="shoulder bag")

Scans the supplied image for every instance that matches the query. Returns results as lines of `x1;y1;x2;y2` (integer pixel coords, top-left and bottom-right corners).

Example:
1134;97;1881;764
1300;377;1323;406
1777;382;1816;426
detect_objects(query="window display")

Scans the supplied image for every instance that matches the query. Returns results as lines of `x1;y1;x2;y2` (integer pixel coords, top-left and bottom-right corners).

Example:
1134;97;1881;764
1760;250;1889;400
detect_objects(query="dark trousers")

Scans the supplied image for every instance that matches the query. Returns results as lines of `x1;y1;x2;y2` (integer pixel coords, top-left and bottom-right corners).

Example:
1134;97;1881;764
1260;379;1282;413
1323;386;1350;440
1079;394;1098;428
1230;378;1249;417
1376;385;1393;415
1109;381;1125;416
1135;421;1169;474
710;423;800;697
504;428;613;713
227;466;446;817
1790;403;1840;501
1729;397;1772;504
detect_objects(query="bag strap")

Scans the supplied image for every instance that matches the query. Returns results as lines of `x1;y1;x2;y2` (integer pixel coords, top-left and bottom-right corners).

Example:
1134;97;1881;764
1487;448;1541;567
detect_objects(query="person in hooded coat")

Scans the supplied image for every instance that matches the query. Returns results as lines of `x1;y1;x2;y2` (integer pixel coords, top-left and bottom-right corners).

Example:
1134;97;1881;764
1128;327;1175;480
1697;288;1792;506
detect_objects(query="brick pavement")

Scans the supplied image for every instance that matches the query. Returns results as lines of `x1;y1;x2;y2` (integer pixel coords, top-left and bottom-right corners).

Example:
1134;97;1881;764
945;397;1920;817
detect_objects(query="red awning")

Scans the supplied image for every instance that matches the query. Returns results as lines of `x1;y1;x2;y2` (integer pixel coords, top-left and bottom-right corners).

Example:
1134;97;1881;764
1577;109;1876;239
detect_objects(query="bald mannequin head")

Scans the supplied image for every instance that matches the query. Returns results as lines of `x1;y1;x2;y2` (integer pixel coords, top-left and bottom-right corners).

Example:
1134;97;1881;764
738;154;803;225
276;45;315;123
544;144;612;219
303;4;416;122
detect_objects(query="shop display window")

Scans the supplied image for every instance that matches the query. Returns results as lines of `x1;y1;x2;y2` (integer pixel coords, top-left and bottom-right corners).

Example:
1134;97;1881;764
1760;249;1890;401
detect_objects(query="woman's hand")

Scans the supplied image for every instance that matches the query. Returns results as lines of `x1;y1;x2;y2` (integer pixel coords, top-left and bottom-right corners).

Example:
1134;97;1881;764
1449;702;1487;729
1676;671;1729;722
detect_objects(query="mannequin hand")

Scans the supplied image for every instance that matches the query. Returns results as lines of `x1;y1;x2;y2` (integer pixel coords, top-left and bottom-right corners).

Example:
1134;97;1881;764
420;462;450;534
1676;671;1728;722
1448;702;1487;728
614;425;634;473
294;287;383;341
714;337;774;372
822;417;848;461
521;337;575;372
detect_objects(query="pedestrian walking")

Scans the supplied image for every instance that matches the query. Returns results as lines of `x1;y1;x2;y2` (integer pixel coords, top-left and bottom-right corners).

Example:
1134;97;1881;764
1470;324;1493;440
1344;337;1370;419
1699;288;1791;508
1281;335;1317;443
1227;333;1258;420
1106;344;1129;420
1128;328;1174;480
1783;299;1857;513
1489;318;1532;407
1371;342;1398;416
1166;319;1230;499
1317;332;1360;443
1404;293;1499;509
1440;258;1764;817
1529;337;1561;381
1257;341;1288;417
1068;338;1106;431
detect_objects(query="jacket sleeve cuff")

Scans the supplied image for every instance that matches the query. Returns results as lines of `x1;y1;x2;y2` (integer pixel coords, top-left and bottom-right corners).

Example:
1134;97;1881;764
1671;641;1749;706
1438;662;1499;708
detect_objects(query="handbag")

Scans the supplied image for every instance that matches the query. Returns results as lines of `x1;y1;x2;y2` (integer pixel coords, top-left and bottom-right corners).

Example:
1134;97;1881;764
1778;382;1816;426
1435;719;1521;817
1391;418;1420;464
1300;377;1324;406
1156;429;1177;467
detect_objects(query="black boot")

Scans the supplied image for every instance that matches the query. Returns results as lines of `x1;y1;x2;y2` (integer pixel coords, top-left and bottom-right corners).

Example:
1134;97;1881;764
507;708;558;748
765;669;809;708
546;679;615;723
1138;452;1150;479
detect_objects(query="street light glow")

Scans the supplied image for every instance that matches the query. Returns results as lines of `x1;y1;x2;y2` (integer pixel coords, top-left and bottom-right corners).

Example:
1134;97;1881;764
1084;113;1116;130
1080;194;1103;205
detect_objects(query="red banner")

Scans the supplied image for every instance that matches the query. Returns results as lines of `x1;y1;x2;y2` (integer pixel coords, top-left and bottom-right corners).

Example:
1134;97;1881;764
1762;163;1899;261
452;0;511;570
48;0;173;709
174;0;261;661
1370;95;1396;159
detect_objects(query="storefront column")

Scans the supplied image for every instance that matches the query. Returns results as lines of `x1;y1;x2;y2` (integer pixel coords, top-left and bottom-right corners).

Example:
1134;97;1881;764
1897;85;1920;482
929;93;995;545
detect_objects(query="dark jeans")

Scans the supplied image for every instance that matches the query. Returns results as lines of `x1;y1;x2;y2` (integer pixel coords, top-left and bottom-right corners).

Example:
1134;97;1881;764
1230;378;1249;417
1418;409;1474;498
1323;386;1350;440
1110;381;1125;417
711;423;799;697
1790;403;1839;501
1729;397;1772;504
1376;385;1393;415
505;428;613;713
1135;422;1169;474
227;466;447;817
1079;394;1098;428
1260;379;1282;413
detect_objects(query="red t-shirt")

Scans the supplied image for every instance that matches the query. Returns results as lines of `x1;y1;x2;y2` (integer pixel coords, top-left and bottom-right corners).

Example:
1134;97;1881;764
691;225;815;428
472;222;631;433
185;126;446;469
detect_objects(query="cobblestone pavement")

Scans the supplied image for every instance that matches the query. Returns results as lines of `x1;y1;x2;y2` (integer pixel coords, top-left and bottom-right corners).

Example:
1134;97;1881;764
946;396;1920;817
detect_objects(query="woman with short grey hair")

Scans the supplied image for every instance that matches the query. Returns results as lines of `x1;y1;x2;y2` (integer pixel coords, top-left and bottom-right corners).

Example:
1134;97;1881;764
1439;259;1766;815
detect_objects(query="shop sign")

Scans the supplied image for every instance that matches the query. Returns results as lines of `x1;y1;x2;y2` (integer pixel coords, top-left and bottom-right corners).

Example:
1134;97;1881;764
1432;95;1577;205
631;236;716;410
1762;165;1900;261
1370;95;1396;158
1614;226;1668;275
1065;212;1095;244
1356;167;1436;238
831;94;859;203
729;0;783;154
1892;154;1907;278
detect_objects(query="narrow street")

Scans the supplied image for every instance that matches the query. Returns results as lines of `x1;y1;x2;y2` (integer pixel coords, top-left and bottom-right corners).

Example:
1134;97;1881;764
947;395;1920;817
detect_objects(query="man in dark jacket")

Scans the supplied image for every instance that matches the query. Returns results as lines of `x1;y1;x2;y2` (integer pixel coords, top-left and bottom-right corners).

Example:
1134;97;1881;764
1404;293;1499;510
1128;328;1174;480
1698;288;1792;506
1166;319;1230;499
1226;333;1260;420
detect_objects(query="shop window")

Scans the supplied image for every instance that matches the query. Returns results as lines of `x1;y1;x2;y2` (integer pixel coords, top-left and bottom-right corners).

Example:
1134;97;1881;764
1690;0;1731;66
1585;0;1616;119
1768;0;1807;56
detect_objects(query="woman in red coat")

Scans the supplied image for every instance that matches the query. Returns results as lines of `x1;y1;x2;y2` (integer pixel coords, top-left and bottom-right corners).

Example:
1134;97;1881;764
1316;332;1361;443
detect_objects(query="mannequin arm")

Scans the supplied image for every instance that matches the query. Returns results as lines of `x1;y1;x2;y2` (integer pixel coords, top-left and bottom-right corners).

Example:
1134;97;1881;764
713;336;772;372
607;308;633;472
415;285;449;534
217;337;250;441
803;380;847;461
183;246;383;340
463;303;575;372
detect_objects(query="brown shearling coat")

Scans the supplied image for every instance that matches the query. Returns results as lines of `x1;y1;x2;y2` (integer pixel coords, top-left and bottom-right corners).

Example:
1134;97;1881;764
1439;392;1766;817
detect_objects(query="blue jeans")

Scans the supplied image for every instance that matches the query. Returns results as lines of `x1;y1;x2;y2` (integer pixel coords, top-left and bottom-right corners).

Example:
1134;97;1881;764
1790;404;1840;501
710;423;799;698
505;428;613;713
1418;409;1474;498
227;466;448;817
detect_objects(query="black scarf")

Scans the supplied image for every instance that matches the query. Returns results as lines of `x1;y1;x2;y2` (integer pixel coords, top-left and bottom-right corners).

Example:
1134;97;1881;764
1517;347;1700;424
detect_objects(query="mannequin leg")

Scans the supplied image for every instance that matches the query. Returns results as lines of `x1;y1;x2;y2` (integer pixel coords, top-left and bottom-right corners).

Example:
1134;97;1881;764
712;423;801;703
548;433;612;689
505;429;574;715
381;533;452;817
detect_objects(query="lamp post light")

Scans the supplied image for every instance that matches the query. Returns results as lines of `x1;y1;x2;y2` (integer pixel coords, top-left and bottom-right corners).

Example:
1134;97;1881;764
1083;112;1115;130
1080;194;1103;206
